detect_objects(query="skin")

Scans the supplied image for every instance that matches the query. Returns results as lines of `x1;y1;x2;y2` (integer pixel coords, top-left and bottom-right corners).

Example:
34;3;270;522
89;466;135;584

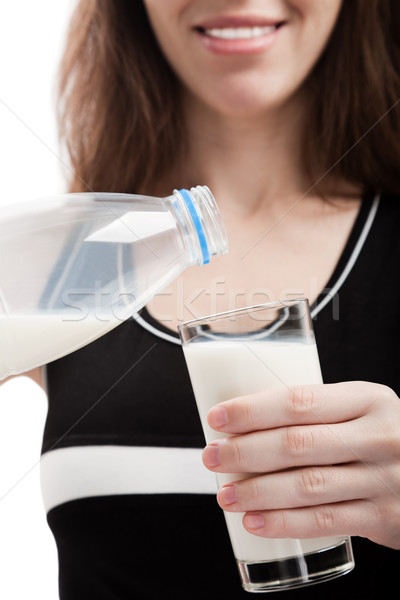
141;1;400;550
204;382;400;549
144;0;361;324
143;0;343;117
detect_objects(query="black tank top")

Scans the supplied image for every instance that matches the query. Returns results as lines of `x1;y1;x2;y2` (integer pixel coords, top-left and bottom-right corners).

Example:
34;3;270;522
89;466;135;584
43;192;400;599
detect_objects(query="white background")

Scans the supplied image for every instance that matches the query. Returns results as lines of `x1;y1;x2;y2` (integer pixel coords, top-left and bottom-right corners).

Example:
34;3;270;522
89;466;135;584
0;2;77;597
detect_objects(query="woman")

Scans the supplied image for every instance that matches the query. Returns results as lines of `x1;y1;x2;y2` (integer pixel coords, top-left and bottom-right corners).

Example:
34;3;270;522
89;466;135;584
38;0;400;598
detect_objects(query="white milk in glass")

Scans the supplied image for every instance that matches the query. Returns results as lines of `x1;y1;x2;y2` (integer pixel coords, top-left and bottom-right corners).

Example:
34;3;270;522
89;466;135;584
0;315;120;379
183;340;345;562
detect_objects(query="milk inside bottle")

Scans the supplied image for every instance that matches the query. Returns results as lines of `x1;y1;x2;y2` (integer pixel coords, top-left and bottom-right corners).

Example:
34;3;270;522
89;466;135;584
0;186;228;379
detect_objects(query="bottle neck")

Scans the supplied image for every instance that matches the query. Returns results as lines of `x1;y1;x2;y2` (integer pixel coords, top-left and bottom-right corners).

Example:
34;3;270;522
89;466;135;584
170;186;228;266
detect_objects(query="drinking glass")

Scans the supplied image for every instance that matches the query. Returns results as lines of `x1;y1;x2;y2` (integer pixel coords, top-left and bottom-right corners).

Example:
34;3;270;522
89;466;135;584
178;298;354;593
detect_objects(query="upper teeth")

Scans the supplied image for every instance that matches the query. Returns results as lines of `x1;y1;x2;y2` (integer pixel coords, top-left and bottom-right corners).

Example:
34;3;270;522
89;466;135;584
205;26;277;40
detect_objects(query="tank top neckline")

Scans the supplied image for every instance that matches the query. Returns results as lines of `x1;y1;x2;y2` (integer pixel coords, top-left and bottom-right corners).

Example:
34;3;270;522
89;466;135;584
135;191;380;342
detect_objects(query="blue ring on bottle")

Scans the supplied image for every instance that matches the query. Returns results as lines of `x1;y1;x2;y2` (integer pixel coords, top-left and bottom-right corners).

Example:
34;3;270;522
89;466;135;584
178;188;210;264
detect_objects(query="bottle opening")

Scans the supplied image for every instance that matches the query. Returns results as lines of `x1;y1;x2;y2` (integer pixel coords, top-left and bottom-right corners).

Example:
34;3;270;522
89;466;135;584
174;186;228;265
177;188;210;264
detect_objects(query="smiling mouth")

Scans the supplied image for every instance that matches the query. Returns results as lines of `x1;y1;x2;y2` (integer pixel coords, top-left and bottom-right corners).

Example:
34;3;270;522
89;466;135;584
196;22;285;41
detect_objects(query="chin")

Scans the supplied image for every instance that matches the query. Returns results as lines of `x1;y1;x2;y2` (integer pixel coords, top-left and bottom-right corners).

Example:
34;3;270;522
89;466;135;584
206;89;290;119
196;70;297;118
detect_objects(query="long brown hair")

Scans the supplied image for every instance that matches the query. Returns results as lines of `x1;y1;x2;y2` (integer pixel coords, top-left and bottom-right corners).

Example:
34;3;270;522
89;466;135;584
58;0;400;196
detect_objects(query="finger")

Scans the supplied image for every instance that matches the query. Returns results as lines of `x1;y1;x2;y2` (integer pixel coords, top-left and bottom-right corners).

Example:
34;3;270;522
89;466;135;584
217;463;382;512
202;420;369;473
207;381;384;434
242;499;380;540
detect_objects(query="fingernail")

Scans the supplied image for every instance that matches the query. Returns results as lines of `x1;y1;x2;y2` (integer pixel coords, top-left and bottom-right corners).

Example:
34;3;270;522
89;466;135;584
219;484;237;505
244;514;265;530
208;406;228;428
202;443;221;467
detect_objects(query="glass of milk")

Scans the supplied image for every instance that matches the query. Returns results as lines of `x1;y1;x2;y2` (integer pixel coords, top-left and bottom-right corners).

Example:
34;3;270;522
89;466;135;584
178;298;354;593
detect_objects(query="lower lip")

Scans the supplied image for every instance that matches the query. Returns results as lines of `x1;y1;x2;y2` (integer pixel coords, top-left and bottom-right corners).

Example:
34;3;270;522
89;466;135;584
195;27;282;56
